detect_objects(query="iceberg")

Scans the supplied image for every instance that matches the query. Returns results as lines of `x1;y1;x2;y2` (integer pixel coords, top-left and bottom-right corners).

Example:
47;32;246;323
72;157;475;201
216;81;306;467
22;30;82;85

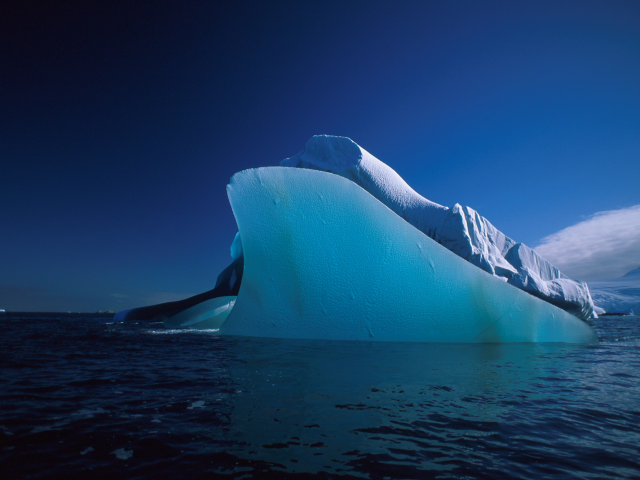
588;266;640;315
115;135;597;343
220;167;596;343
282;136;594;320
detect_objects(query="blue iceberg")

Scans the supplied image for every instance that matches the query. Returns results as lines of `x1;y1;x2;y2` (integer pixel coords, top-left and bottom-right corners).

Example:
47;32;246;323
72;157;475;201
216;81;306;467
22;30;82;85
219;166;596;343
116;135;597;343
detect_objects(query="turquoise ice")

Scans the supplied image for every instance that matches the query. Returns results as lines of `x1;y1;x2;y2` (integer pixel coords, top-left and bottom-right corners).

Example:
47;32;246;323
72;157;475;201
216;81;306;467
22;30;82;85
282;135;594;320
220;167;597;343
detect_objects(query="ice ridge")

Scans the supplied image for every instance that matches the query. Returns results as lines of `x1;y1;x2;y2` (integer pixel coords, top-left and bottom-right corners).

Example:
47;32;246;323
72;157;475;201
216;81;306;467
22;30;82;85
282;135;594;320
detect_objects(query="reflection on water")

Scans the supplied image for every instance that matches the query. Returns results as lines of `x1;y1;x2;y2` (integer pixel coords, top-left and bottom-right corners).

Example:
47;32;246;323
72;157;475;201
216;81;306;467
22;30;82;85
223;337;640;476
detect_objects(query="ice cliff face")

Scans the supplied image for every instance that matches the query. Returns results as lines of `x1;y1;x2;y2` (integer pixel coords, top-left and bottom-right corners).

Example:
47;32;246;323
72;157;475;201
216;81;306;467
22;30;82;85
282;135;594;321
220;167;596;343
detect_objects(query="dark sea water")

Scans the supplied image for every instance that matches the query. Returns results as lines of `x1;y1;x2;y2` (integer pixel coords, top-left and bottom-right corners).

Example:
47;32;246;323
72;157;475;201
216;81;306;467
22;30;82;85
1;312;639;479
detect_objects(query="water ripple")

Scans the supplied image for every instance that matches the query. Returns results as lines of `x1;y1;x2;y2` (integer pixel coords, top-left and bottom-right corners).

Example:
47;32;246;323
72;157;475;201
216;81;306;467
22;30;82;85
1;313;639;478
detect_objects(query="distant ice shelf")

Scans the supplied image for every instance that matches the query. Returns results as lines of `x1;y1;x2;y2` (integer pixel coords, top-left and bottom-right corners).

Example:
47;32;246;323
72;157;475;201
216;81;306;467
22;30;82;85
589;266;640;315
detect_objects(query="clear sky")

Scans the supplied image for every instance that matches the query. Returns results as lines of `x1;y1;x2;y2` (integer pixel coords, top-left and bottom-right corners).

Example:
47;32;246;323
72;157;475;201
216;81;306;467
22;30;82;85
2;0;639;312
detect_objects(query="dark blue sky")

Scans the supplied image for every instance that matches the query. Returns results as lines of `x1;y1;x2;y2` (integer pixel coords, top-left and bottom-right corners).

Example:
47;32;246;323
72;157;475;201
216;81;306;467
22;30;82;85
2;0;639;311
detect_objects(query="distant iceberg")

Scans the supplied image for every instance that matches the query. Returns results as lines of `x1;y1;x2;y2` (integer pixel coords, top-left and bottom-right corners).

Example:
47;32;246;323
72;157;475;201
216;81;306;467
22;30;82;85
116;135;597;343
589;266;640;315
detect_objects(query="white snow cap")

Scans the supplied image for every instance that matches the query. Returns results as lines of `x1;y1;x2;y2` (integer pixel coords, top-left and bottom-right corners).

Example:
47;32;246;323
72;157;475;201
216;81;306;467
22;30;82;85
282;135;594;320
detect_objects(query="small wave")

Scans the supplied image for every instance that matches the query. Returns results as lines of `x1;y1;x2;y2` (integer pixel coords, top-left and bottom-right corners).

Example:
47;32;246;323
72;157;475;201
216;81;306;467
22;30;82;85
145;328;220;335
2;312;639;479
111;448;133;460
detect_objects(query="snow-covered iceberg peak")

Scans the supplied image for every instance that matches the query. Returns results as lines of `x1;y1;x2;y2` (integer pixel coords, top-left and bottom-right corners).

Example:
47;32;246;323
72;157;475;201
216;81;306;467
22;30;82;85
282;135;364;171
282;135;594;320
282;135;446;238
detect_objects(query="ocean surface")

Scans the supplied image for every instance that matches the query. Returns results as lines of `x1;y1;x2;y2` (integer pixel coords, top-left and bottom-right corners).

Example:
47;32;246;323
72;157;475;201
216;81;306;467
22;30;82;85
1;312;639;479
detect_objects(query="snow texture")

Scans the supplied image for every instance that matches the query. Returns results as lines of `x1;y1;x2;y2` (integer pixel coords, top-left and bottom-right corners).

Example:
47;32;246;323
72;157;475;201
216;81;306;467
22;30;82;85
220;167;596;343
588;266;640;315
282;135;594;320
